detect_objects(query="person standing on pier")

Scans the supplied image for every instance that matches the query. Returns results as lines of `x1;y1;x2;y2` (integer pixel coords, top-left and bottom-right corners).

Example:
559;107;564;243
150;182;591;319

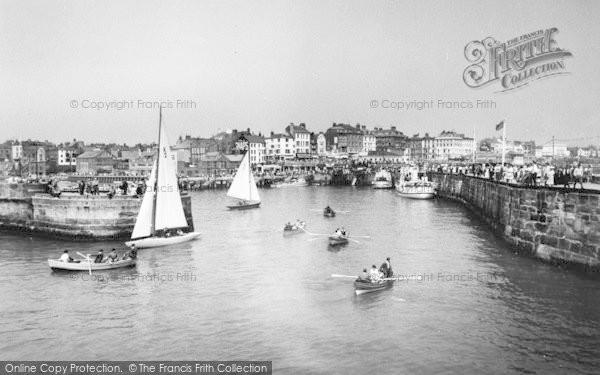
573;163;584;190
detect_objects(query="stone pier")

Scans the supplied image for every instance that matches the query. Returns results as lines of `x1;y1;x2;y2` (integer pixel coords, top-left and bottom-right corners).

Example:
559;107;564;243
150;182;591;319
0;183;194;240
429;173;600;270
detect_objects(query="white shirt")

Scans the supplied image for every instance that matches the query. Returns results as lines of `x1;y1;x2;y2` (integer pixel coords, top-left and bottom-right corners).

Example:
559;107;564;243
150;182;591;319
60;253;70;262
369;268;381;281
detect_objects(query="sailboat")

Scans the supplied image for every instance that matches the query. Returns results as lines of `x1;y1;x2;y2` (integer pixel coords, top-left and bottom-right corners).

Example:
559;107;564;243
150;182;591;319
125;108;201;249
226;151;261;210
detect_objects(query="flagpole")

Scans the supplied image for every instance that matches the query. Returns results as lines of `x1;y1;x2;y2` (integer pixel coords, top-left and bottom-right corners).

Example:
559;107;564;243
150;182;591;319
472;124;476;163
501;119;506;167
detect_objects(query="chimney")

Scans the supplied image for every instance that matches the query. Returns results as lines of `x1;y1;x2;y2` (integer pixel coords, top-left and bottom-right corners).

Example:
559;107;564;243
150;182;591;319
355;124;360;129
362;125;366;130
270;131;274;137
300;123;306;129
391;126;396;131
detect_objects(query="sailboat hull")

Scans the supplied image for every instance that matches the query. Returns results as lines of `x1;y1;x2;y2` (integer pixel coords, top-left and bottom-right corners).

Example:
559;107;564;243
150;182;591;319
125;232;201;249
227;202;261;210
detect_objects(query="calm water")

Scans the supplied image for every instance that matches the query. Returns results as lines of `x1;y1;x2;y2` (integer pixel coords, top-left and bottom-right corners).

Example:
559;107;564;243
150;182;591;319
1;187;599;374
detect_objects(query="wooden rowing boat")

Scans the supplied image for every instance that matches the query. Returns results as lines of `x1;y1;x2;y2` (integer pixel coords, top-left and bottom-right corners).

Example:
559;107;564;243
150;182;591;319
48;258;136;271
283;221;306;234
328;235;348;246
323;210;336;217
354;279;394;295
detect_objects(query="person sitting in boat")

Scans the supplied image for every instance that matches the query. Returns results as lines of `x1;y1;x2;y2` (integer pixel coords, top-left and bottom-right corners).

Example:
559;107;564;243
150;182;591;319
122;249;137;260
176;229;184;236
94;249;104;263
106;249;119;263
334;228;342;237
368;265;382;282
285;222;293;230
324;205;332;213
60;250;79;263
340;227;347;236
358;268;369;282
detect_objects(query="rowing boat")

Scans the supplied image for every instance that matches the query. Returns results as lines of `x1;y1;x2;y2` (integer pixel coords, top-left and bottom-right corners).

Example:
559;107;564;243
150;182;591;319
354;279;394;295
283;221;306;234
323;209;336;217
328;235;348;246
48;258;136;271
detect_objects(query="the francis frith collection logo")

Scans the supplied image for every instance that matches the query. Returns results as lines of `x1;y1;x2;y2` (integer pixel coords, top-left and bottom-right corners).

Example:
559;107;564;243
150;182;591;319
463;28;572;92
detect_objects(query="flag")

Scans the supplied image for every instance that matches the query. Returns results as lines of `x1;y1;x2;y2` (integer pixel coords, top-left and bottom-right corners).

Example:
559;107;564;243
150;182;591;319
495;120;504;131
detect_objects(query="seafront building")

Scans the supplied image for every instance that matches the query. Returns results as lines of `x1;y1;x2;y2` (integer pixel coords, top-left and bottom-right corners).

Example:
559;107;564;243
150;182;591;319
285;123;311;158
1;121;596;180
265;133;295;161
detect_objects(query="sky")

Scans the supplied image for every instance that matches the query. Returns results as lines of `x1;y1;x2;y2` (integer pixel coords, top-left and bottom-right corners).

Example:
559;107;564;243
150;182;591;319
1;0;599;146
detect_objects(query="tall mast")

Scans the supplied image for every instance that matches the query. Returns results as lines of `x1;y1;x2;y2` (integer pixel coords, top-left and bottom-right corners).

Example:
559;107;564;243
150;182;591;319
151;106;163;234
247;147;251;201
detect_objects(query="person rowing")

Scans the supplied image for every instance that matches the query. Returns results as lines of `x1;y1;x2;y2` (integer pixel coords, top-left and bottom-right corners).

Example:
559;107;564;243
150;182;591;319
357;268;369;282
94;249;104;263
105;248;118;263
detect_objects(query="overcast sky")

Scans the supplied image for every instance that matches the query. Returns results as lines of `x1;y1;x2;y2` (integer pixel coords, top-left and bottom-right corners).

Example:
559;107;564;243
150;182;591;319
1;0;599;146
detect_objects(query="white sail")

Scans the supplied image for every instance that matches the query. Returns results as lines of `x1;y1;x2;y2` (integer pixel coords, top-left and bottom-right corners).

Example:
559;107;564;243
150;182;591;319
154;122;188;231
227;152;260;202
131;161;157;239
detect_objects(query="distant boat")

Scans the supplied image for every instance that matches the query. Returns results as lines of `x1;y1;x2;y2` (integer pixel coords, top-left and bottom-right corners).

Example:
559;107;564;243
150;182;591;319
373;170;393;189
323;207;336;217
273;177;308;188
396;180;436;199
125;108;200;249
283;221;306;234
227;151;261;210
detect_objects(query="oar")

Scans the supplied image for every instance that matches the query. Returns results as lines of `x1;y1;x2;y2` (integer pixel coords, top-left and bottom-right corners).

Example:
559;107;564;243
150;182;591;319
331;274;358;278
301;228;330;236
77;252;92;275
348;238;360;244
350;235;371;239
381;275;421;281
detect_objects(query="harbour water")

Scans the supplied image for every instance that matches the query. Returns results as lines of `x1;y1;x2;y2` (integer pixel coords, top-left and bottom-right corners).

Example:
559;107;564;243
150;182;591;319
1;187;599;374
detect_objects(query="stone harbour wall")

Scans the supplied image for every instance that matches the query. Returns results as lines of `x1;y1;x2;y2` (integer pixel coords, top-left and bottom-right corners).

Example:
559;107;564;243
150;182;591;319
429;173;600;270
0;183;194;240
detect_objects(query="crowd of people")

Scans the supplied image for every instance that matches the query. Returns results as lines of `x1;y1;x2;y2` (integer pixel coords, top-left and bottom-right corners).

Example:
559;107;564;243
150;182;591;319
431;162;595;189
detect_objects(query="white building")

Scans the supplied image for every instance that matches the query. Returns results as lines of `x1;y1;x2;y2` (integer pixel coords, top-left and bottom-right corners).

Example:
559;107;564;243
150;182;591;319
246;135;265;165
316;133;327;155
58;148;78;166
433;131;474;160
11;143;22;160
265;133;295;161
285;123;311;156
541;141;570;158
362;133;376;153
